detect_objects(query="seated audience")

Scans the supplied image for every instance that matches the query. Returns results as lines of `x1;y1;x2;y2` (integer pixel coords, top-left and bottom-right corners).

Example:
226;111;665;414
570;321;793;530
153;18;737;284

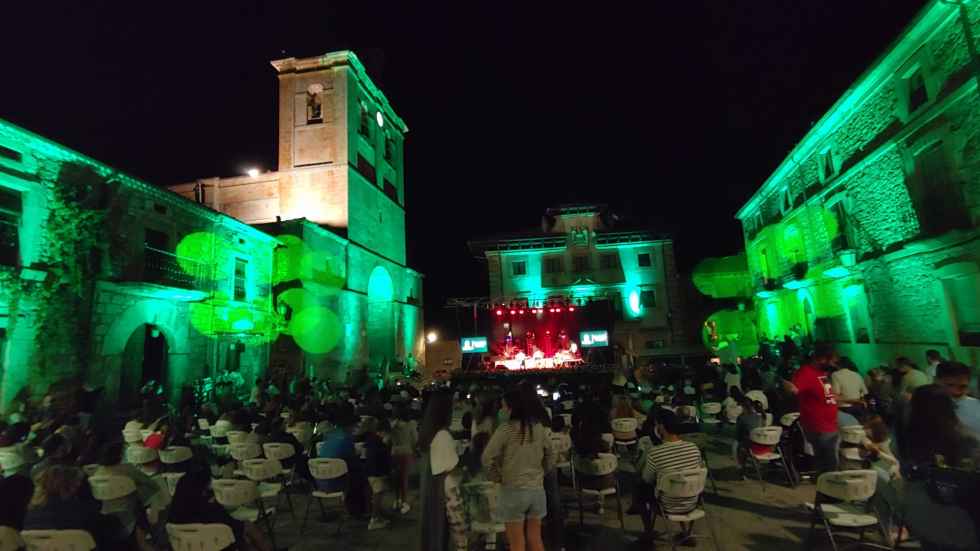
168;468;272;551
936;361;980;439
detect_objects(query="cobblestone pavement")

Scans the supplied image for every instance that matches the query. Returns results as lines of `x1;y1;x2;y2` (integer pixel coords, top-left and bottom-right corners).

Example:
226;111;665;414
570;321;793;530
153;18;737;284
270;429;905;551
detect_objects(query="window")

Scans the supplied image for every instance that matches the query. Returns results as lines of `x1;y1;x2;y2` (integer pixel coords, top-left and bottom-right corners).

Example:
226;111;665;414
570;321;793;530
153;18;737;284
572;255;590;274
383;178;398;203
358;102;371;138
0;187;21;266
600;253;618;270
641;290;656;307
637;253;652;267
907;141;969;236
945;274;980;346
907;70;928;114
819;149;837;182
144;228;169;251
544;256;563;274
307;93;322;123
512;260;526;276
384;133;396;162
356;153;376;184
234;258;248;301
0;145;21;163
830;201;853;251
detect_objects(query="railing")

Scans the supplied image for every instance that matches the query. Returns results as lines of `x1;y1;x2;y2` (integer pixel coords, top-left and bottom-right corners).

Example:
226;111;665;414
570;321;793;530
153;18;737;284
143;246;210;291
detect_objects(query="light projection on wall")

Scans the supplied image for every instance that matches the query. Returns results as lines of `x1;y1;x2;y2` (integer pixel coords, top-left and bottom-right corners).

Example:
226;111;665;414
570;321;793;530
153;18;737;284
176;231;345;355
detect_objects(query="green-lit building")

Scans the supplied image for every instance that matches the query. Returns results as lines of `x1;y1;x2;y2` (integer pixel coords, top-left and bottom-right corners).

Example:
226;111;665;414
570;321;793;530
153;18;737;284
737;0;980;368
0;118;280;412
171;51;424;384
470;205;692;362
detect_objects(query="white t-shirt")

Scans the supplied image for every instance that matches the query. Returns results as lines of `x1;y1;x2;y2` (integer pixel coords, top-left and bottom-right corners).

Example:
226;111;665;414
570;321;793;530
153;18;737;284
430;429;458;475
831;369;868;402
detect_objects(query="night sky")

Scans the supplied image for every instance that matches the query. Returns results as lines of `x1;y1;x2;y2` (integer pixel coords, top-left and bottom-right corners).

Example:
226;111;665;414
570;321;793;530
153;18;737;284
1;1;928;332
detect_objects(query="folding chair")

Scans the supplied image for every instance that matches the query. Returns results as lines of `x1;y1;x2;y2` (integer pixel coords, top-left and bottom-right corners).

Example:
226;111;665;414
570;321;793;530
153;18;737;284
550;433;576;489
463;481;505;550
304;458;348;534
159;446;194;466
122;428;143;445
226;431;249;446
166;523;236;551
212;478;277;549
806;470;890;551
243;458;294;521
229;443;262;476
20;530;96;551
611;418;638;454
574;452;624;530
746;426;794;492
88;474;137;514
655;467;719;551
839;426;868;470
0;526;23;551
0;450;26;478
700;402;722;432
263;442;298;486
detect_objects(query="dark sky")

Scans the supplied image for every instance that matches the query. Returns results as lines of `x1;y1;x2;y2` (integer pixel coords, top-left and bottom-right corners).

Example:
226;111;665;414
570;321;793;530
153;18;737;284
1;1;927;331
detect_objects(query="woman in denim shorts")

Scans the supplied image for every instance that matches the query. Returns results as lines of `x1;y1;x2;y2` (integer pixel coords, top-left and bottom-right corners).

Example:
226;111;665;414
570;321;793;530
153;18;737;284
482;385;555;551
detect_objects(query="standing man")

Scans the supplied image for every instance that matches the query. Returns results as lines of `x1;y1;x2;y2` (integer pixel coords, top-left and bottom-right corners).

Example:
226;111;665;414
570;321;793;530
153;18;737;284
784;342;840;473
830;357;868;418
935;361;980;439
896;357;930;400
924;349;944;380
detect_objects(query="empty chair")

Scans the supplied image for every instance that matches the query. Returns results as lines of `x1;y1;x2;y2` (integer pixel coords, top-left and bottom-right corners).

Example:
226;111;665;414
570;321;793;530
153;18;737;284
655;467;719;551
262;443;297;479
242;458;293;519
463;481;505;550
806;470;889;551
166;523;235;551
20;530;96;551
701;402;723;430
211;478;276;548
159;446;194;466
229;443;262;475
746;426;794;492
574;452;624;530
304;458;348;534
125;445;158;467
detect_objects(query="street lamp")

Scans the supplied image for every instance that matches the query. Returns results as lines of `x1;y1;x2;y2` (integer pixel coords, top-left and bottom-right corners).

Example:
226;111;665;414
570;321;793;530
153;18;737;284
426;331;438;344
246;167;260;178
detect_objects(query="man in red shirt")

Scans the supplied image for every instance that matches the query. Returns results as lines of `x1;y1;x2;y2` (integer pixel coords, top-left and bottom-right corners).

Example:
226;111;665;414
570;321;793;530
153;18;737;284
784;342;840;474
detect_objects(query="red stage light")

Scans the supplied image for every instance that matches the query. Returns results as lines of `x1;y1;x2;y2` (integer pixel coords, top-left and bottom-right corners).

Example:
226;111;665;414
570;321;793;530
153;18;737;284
509;310;516;315
519;309;525;314
569;306;576;312
495;309;503;316
556;308;563;313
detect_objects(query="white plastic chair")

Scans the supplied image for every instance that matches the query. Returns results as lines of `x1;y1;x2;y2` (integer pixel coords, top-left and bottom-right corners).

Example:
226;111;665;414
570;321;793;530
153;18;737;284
229;442;262;475
263;442;297;479
197;418;211;431
807;470;889;550
611;418;638;450
463;481;505;550
243;458;294;520
574;453;624;530
159;446;194;465
840;425;865;445
212;478;277;548
125;445;158;466
226;431;249;446
88;474;137;514
655;467;719;551
780;412;800;427
701;402;722;428
166;523;235;551
745;390;769;411
122;428;143;445
304;458;348;534
746;426;794;492
550;433;576;489
20;529;96;551
600;432;614;451
161;472;186;496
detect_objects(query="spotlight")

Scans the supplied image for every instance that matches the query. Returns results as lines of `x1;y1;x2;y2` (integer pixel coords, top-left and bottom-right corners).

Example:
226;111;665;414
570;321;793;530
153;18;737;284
426;331;438;344
510;310;516;315
519;309;525;314
495;309;503;316
556;308;563;313
569;306;576;312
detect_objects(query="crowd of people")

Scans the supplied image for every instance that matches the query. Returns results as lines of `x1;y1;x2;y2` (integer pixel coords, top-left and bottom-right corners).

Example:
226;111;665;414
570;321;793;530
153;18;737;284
0;340;979;550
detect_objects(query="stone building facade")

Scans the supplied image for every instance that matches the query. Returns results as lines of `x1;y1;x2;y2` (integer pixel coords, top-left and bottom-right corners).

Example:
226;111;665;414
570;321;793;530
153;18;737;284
170;51;424;383
736;0;980;368
470;205;692;362
0;118;278;411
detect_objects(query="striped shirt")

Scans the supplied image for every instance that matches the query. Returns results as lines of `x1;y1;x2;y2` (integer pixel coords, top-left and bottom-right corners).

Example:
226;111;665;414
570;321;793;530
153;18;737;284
640;439;703;513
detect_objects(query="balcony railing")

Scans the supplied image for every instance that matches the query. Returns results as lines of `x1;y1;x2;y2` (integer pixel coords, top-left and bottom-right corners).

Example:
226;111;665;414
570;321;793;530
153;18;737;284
143;246;210;291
